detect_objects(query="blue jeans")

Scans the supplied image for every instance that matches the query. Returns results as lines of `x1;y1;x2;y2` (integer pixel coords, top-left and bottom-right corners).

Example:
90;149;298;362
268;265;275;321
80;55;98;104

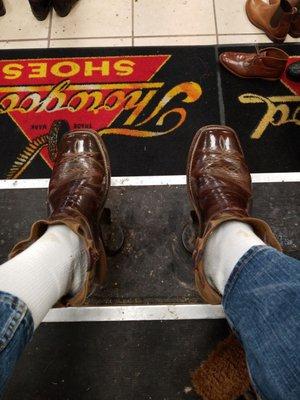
0;246;299;399
0;292;34;396
223;246;300;400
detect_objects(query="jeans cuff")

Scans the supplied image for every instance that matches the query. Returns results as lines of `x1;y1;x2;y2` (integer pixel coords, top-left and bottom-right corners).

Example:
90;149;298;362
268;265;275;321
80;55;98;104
0;291;34;353
222;245;269;310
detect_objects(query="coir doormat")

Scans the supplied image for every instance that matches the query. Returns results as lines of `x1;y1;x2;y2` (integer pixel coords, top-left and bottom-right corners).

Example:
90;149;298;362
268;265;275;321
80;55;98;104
0;44;298;179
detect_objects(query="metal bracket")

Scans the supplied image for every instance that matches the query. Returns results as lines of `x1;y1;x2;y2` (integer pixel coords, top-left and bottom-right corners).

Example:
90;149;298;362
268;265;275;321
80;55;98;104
100;208;124;256
181;210;200;254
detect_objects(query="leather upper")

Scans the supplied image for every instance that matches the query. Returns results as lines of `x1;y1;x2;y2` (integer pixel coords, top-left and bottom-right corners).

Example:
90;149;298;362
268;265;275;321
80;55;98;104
289;0;300;36
187;125;282;304
9;130;110;305
246;0;297;41
188;126;252;234
219;48;289;79
48;131;110;264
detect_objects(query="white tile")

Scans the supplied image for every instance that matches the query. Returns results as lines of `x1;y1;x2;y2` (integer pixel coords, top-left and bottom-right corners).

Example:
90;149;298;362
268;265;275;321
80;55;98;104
134;0;215;36
0;0;50;40
215;0;261;34
218;34;300;45
51;0;131;39
218;34;271;45
285;36;300;43
50;37;132;48
0;40;48;49
134;35;217;46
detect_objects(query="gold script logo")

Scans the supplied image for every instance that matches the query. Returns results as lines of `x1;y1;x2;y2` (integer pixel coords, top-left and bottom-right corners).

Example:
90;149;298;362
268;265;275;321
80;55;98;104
239;93;300;139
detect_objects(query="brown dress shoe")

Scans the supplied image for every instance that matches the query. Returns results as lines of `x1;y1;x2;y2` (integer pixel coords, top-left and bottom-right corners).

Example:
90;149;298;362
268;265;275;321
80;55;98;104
52;0;79;17
0;0;6;17
28;0;51;21
246;0;297;43
187;125;281;304
289;0;300;37
219;47;289;80
10;130;111;307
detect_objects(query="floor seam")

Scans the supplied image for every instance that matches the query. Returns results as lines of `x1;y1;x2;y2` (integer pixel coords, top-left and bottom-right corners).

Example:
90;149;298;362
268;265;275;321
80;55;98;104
212;0;219;45
131;0;134;46
47;9;53;48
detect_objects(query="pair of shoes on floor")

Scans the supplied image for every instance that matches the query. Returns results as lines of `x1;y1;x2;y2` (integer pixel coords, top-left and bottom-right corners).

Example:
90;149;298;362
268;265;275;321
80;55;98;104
9;127;281;307
246;0;300;42
28;0;78;21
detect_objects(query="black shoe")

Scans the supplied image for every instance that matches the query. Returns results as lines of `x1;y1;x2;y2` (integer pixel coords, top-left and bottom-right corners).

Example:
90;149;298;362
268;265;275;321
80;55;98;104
0;0;6;16
52;0;78;17
28;0;51;21
286;61;300;82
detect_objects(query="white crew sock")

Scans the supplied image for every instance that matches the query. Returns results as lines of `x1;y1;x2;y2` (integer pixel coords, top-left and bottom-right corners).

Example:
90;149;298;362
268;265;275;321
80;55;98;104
203;221;265;295
0;225;88;329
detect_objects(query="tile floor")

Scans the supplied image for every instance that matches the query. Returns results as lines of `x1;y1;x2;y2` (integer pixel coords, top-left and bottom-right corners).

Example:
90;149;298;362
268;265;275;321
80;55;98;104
0;0;299;49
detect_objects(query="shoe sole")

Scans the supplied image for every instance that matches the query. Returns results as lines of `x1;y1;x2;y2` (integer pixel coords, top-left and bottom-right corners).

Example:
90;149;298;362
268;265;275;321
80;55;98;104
245;0;287;43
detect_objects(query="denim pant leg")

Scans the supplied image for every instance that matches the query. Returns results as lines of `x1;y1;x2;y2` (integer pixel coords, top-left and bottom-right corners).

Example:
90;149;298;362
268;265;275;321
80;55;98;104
0;291;34;397
223;246;300;400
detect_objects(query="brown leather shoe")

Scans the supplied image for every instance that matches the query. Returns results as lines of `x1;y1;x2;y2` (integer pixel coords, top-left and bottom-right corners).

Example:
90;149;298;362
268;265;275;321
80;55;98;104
0;0;6;17
246;0;297;43
28;0;51;21
289;0;300;37
10;130;111;307
52;0;79;17
219;47;289;80
187;125;281;304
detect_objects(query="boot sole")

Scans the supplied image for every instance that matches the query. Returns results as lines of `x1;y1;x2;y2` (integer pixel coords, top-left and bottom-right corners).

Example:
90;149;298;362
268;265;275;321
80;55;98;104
245;0;287;43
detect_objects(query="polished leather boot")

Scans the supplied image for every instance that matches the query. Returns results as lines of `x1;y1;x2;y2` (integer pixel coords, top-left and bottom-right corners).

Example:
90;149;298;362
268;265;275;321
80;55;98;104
52;0;78;17
219;47;289;80
28;0;51;21
0;0;6;17
246;0;297;42
10;130;111;306
187;125;281;304
289;0;300;37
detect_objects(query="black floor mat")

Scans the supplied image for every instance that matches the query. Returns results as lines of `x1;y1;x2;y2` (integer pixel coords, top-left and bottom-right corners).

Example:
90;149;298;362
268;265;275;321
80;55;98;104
0;183;298;306
219;43;300;173
3;320;230;400
0;44;299;179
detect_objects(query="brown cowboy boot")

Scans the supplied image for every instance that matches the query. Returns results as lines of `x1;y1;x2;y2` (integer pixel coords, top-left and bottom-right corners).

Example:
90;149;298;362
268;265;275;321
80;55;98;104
289;0;300;36
0;0;6;17
219;47;289;81
246;0;297;43
187;125;281;304
9;130;111;306
28;0;51;21
52;0;79;17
